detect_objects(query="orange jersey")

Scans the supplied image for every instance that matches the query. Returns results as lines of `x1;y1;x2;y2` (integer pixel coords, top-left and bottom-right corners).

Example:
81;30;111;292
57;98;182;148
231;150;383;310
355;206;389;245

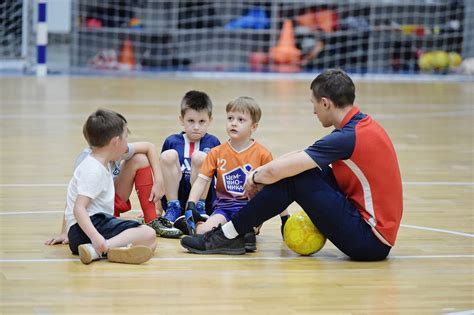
199;140;272;211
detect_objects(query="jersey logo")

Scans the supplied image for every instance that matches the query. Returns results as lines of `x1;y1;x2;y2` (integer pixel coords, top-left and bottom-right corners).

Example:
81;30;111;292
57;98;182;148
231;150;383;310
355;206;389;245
222;164;253;196
181;158;192;180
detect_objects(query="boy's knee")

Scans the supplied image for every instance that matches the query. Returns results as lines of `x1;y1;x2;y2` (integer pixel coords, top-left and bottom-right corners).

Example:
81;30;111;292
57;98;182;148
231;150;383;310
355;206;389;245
141;225;157;242
160;149;179;165
191;151;206;166
126;153;149;168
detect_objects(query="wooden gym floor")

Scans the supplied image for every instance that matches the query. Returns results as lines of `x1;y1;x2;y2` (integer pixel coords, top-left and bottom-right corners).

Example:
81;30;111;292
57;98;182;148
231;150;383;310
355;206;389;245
0;75;473;314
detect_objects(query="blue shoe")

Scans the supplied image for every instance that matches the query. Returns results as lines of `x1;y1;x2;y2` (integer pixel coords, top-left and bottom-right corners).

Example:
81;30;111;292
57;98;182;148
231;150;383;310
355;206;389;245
163;203;182;223
196;200;207;216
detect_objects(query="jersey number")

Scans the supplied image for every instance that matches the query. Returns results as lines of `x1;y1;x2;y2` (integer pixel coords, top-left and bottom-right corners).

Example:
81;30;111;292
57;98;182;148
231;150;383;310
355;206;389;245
217;158;227;171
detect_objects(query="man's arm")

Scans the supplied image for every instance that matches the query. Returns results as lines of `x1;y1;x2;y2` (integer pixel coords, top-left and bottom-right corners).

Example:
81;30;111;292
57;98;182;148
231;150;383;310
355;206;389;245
245;150;317;189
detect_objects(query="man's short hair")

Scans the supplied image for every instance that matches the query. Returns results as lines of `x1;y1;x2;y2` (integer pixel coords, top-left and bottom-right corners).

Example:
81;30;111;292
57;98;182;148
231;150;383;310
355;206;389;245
310;69;355;108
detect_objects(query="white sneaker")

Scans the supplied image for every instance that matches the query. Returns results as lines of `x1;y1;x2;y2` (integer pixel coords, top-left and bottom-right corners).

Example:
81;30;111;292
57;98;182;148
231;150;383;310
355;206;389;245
78;243;101;265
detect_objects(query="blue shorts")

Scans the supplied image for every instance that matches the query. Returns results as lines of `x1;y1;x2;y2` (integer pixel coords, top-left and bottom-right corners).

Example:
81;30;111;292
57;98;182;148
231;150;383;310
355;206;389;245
68;212;141;255
212;206;241;222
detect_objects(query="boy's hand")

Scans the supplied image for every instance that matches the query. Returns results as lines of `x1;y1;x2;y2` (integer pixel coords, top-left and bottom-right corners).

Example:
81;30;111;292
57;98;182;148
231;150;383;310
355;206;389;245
44;233;69;245
149;182;165;203
91;234;108;256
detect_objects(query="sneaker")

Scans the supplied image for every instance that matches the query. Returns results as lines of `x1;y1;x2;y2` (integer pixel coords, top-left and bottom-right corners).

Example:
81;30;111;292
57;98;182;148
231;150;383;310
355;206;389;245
180;225;245;255
107;245;153;264
78;244;101;265
147;217;183;238
196;200;207;215
173;215;188;235
163;203;182;223
174;211;209;235
243;232;256;252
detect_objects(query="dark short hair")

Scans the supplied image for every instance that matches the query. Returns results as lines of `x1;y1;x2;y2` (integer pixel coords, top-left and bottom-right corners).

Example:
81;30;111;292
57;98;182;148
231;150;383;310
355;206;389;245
83;109;127;147
180;90;213;117
310;69;355;108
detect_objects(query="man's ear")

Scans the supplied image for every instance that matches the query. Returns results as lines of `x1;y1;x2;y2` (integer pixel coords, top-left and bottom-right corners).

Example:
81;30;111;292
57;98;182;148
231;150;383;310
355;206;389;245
321;97;333;109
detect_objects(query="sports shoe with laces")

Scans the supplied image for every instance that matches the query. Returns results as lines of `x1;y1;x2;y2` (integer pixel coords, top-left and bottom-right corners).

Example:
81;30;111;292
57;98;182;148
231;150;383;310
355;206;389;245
147;217;183;238
180;225;245;255
163;203;182;223
243;231;256;252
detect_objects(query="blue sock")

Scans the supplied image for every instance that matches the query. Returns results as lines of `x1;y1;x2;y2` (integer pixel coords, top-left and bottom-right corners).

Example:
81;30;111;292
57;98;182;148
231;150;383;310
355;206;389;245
167;200;181;209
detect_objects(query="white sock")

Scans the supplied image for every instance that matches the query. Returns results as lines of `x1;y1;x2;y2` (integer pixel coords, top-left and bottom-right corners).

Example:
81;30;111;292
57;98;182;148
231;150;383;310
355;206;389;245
221;221;239;239
85;243;101;260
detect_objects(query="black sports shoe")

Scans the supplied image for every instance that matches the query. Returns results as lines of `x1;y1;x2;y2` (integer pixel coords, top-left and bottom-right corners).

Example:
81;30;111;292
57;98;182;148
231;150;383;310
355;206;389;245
243;232;256;252
180;225;245;255
173;216;188;235
174;212;209;236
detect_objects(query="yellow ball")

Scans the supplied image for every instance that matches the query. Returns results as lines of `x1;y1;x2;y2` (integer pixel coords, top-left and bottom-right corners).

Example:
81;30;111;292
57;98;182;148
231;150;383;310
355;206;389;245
284;210;326;256
448;52;462;68
432;50;450;70
418;52;433;71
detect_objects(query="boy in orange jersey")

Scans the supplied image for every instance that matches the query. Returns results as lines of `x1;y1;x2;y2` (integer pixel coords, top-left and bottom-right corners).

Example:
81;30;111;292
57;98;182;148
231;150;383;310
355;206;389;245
177;96;289;252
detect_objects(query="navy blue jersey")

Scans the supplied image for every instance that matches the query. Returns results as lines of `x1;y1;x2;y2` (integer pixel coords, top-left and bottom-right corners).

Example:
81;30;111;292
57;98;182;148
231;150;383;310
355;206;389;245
161;132;220;184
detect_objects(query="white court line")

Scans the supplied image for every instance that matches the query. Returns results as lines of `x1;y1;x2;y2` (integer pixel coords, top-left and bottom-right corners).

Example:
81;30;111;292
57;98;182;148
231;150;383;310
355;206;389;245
444;310;474;315
0;210;64;215
0;254;473;263
400;224;474;238
1;181;472;188
0;183;67;187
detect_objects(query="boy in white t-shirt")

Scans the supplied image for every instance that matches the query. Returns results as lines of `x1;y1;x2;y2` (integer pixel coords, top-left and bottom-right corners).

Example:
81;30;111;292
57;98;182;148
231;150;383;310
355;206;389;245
66;109;156;264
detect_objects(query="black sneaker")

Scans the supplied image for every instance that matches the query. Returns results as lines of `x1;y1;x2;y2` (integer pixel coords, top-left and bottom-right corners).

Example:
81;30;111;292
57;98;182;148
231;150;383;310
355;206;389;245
243;232;256;252
173;216;188;235
174;212;209;236
180;225;245;255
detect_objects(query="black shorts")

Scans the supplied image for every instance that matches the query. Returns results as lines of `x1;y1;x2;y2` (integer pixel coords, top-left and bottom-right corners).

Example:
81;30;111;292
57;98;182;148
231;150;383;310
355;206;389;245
68;212;141;255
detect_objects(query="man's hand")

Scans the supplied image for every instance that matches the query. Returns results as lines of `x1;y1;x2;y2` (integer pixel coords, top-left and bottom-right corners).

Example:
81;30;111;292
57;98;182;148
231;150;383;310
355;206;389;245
244;170;264;199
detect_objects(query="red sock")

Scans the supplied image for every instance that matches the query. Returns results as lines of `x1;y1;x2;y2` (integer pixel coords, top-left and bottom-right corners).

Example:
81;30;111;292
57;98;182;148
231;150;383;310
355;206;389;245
134;166;157;223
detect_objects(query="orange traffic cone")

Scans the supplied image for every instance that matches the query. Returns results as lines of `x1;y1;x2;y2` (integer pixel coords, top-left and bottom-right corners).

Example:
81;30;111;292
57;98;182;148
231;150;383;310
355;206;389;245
270;19;301;72
119;39;136;70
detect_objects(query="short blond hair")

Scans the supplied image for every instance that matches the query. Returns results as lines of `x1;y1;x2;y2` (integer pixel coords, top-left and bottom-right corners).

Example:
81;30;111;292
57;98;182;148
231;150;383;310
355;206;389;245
225;96;261;123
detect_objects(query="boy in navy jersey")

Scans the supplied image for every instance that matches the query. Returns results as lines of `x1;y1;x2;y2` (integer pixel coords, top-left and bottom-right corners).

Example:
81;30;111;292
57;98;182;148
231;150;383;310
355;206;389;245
160;91;220;223
181;69;403;261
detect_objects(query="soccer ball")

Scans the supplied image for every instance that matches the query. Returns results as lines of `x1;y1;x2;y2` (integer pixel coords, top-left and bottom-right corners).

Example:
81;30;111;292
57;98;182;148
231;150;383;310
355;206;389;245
283;210;326;256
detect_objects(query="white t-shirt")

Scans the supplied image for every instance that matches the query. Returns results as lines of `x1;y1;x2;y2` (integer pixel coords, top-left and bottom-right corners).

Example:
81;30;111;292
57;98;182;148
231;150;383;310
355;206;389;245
74;143;135;177
65;155;115;230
